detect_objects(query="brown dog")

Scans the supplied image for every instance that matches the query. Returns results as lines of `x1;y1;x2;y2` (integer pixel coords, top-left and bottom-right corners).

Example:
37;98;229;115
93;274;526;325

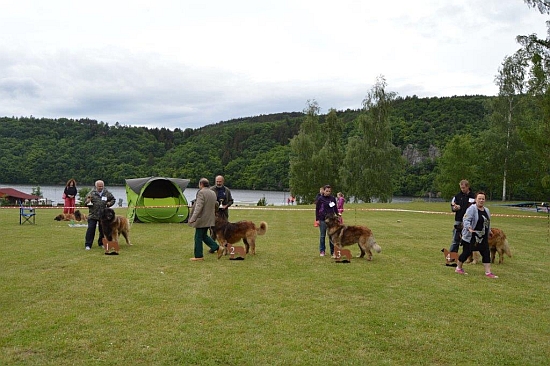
100;208;131;246
54;213;75;221
489;228;512;264
466;227;511;264
212;212;267;255
324;213;381;260
74;210;88;222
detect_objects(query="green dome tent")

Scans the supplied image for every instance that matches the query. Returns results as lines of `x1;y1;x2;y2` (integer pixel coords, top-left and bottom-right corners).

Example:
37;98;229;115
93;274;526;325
125;177;190;223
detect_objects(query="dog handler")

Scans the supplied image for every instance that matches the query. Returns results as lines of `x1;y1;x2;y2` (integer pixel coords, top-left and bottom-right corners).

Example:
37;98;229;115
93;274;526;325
84;180;116;250
315;185;339;257
188;178;223;261
455;191;498;278
448;179;475;256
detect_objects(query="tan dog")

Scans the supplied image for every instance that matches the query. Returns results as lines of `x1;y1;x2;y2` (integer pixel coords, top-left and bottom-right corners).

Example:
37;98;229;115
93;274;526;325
489;228;512;264
324;213;381;260
212;212;267;255
54;213;75;221
466;228;511;264
100;208;132;246
74;210;88;222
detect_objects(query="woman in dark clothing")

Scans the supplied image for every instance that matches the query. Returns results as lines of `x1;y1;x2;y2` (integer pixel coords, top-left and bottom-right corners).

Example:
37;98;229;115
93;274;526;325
63;178;77;214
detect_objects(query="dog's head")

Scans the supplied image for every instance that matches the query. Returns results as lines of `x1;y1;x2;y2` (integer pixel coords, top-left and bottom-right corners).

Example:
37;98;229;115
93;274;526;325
215;208;228;222
324;213;340;227
54;214;64;221
74;210;82;221
101;208;116;222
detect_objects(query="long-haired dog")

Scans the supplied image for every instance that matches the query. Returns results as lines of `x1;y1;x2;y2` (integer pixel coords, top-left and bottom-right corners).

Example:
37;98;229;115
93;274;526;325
100;208;131;246
324;213;381;260
212;212;268;256
489;228;512;264
466;227;511;264
54;213;75;221
74;210;87;222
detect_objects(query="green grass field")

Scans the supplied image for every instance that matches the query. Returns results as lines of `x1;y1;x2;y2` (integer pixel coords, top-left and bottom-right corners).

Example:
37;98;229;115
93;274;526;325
1;202;549;365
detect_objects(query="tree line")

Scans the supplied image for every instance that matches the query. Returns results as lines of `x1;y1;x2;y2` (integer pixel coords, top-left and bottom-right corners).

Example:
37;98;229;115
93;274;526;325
0;87;547;202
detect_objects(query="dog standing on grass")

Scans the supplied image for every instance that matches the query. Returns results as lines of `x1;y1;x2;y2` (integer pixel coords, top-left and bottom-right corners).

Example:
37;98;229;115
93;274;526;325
212;211;267;256
468;227;512;264
100;208;132;246
324;213;381;260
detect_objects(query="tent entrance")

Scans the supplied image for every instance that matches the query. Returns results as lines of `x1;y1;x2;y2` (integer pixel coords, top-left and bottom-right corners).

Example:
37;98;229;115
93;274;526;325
126;177;190;223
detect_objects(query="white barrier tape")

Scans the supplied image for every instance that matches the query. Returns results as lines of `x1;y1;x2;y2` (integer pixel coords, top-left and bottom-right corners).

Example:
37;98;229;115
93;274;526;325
2;205;548;219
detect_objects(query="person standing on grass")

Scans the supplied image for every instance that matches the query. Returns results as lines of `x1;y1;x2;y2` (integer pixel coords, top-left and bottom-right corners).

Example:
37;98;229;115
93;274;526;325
211;175;233;220
208;175;234;253
315;185;338;258
336;192;345;223
63;178;78;214
84;180;115;250
448;179;475;260
455;191;498;278
188;178;223;261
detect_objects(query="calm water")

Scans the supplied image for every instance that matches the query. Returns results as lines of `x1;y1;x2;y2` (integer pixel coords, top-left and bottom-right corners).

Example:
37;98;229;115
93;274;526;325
1;184;291;207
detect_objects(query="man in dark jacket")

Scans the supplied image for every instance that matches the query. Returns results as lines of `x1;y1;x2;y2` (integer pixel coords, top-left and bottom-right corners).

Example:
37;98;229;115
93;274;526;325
211;175;233;220
449;179;475;254
84;180;116;250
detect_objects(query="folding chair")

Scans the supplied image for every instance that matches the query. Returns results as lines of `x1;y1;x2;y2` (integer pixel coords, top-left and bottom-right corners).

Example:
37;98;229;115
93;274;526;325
20;203;36;225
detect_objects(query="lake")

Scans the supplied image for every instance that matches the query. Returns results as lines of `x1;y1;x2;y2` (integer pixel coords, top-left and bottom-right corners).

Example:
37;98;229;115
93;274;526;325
1;184;292;207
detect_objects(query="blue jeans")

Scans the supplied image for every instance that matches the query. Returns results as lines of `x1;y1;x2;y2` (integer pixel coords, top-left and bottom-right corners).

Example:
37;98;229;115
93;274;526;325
319;220;334;255
449;220;462;252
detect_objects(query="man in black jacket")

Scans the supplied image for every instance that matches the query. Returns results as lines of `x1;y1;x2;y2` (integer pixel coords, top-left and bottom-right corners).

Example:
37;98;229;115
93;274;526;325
449;180;475;255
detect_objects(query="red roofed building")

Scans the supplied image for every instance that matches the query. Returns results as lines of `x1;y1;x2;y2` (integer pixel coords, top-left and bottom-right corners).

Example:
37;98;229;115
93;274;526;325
0;188;41;205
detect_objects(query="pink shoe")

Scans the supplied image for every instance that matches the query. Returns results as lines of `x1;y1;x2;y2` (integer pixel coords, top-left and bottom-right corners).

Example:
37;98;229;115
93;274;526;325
485;272;498;278
455;268;467;275
319;251;325;257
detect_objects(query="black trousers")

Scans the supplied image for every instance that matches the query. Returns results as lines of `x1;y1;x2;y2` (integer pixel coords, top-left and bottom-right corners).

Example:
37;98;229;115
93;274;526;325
458;239;490;264
85;218;104;248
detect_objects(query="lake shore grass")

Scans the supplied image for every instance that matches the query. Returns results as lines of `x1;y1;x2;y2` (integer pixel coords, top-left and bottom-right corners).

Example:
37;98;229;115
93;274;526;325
1;202;549;365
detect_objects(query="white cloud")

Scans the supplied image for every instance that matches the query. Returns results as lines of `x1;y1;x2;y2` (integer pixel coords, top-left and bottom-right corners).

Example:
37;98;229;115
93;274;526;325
0;0;547;129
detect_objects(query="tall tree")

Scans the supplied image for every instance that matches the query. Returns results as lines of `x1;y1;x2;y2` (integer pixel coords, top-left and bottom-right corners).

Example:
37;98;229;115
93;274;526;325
492;54;526;200
289;100;324;203
342;76;401;202
315;109;345;190
514;0;550;191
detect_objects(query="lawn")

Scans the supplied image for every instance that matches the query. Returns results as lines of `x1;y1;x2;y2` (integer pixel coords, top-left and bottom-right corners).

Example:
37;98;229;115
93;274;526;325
1;202;549;365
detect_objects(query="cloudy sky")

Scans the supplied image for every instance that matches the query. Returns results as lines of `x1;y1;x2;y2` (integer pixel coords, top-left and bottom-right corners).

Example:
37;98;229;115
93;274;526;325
0;0;547;130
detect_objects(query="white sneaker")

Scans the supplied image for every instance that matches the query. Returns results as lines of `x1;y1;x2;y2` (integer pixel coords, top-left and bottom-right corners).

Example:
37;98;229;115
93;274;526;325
320;251;325;257
85;247;91;250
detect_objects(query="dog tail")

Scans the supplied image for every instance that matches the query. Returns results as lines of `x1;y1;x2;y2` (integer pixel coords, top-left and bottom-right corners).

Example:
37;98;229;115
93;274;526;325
370;236;381;253
503;239;512;258
257;221;268;235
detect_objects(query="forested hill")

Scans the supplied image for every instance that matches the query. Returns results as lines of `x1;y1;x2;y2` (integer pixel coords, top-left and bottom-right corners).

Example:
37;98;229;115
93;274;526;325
0;95;492;194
